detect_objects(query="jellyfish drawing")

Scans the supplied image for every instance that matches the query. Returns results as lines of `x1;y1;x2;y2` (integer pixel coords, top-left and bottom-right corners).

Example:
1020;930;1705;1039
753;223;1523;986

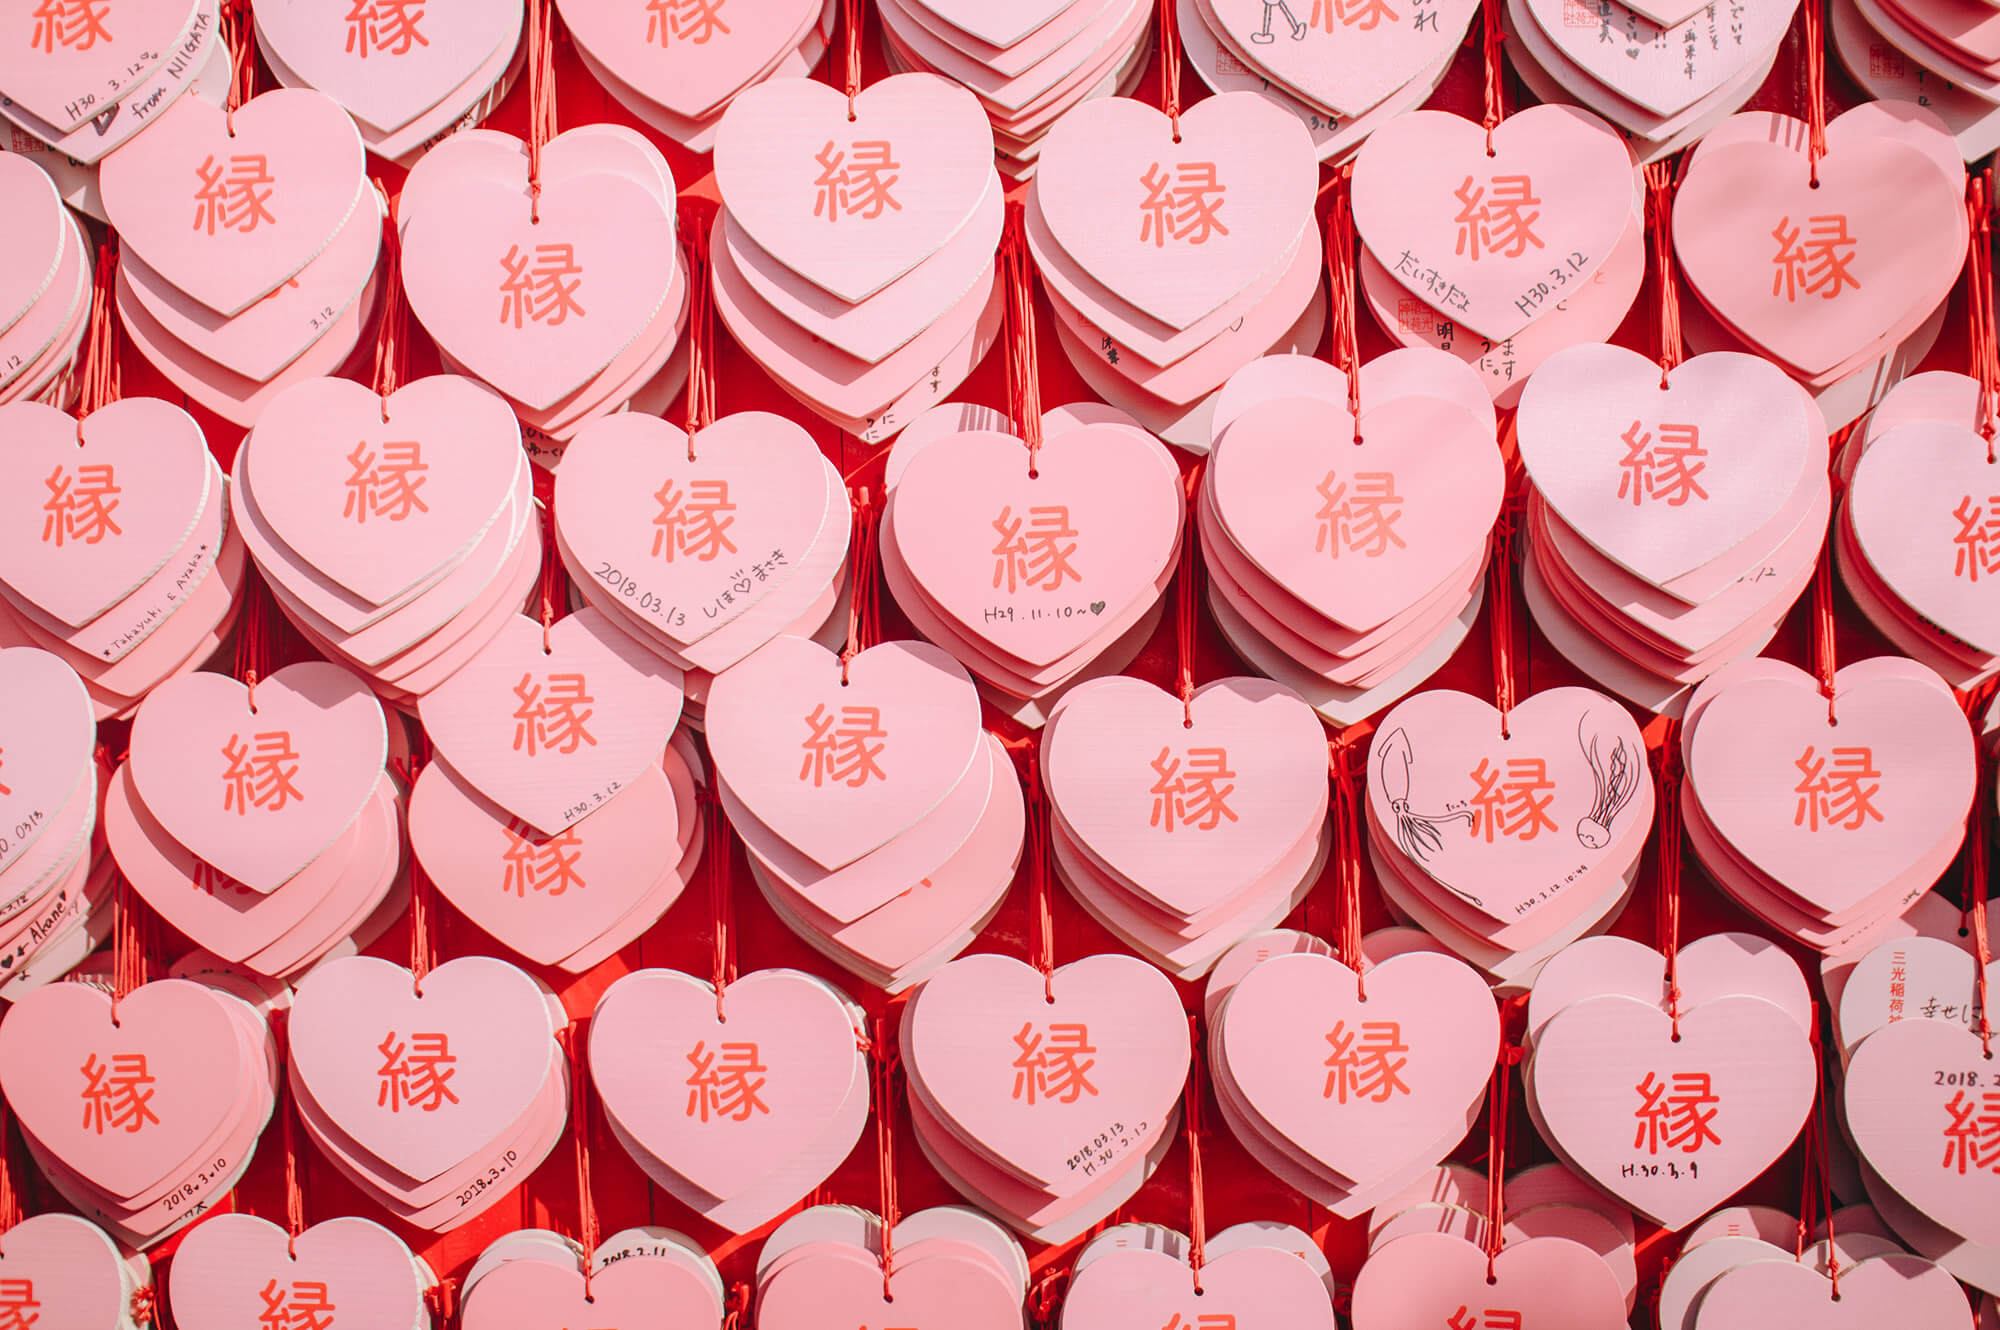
1575;712;1641;850
1375;728;1483;908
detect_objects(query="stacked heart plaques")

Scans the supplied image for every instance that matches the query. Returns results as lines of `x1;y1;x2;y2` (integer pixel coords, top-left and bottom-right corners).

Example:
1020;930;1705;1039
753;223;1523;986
1042;676;1331;978
0;649;108;998
167;1213;436;1330
1514;344;1833;716
1523;933;1816;1231
1829;0;2000;164
873;0;1154;176
552;412;854;705
99;89;382;427
712;73;1004;442
0;398;243;720
399;126;689;452
1205;929;1500;1217
287;955;568;1230
254;0;525;163
1828;0;2000;145
1060;1222;1338;1330
1353;105;1643;407
1690;1225;1973;1327
1201;351;1500;727
591;967;869;1231
0;155;89;409
458;1228;725;1330
1176;0;1471;163
1837;371;2000;689
0;1213;154;1330
1672;104;1968;428
900;951;1191;1242
0;974;276;1248
0;0;225;171
706;637;1020;990
232;375;537;705
1029;92;1325;448
1681;657;1977;954
558;0;833;152
1365;687;1656;986
880;402;1182;725
1500;0;1797;162
754;1205;1030;1329
110;663;406;978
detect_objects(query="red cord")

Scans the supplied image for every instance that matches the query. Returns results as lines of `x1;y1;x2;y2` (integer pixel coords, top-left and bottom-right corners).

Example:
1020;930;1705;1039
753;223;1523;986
1324;166;1363;439
1489;502;1520;738
1327;737;1366;995
840;489;880;684
1000;204;1045;473
680;202;718;448
1480;0;1505;152
77;237;121;421
841;0;863;117
1183;1014;1208;1291
1023;748;1057;1002
1811;537;1837;723
1801;0;1827;184
369;184;408;420
1644;162;1685;386
1175;465;1202;726
564;1023;601;1297
525;0;558;221
707;792;736;1022
1967;173;1997;457
1158;0;1184;141
872;1015;900;1299
1653;727;1685;1038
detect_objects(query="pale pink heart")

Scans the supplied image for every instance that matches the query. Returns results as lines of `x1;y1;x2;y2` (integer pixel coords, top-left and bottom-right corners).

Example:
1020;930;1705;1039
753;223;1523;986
1673;132;1964;377
1687;658;1974;920
714;72;993;304
1048;1243;1338;1328
590;968;861;1202
1032;92;1316;332
1218;950;1498;1188
1694;1251;1971;1330
1353;106;1636;343
252;0;521;135
0;155;63;331
288;954;555;1183
722;175;1003;365
1848;419;2000;656
902;951;1188;1188
557;0;817;120
911;0;1076;48
758;1243;1020;1330
0;1214;131;1328
97;89;365;317
245;375;520;605
1516;344;1817;589
1845;1017;2000;1247
1527;932;1812;1043
409;760;678;967
417;607;684;837
1367;687;1654;924
117;187;381;383
461;1251;722;1330
0;399;210;629
1212;392;1503;632
0;648;99;878
554;411;832;648
1042;676;1327;918
1202;0;1478;118
704;635;983;871
168;1214;424;1330
1531;994;1815;1230
399;163;677;411
0;978;248;1200
1350;1233;1628;1330
128;662;387;893
889;424;1180;668
0;0;193;132
1524;0;1794;117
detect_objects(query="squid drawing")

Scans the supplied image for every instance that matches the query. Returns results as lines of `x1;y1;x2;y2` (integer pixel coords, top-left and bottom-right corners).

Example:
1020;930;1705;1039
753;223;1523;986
1576;713;1641;850
1375;728;1483;909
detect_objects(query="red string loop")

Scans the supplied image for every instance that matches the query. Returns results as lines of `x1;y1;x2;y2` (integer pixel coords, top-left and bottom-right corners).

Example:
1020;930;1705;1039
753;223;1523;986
1020;745;1057;1002
1652;727;1686;1038
841;0;863;117
108;870;146;1025
1479;0;1505;152
1324;165;1363;439
221;0;254;128
1175;465;1203;727
77;237;122;422
1811;533;1837;723
1001;204;1046;473
525;0;559;220
267;1011;308;1255
1968;173;1998;457
1184;1013;1208;1291
1488;499;1522;738
1327;736;1367;995
562;1023;600;1299
1482;1032;1518;1279
871;1015;901;1300
1158;0;1184;141
1801;0;1827;184
680;201;719;447
707;791;736;1022
1644;162;1685;385
369;183;409;419
841;488;880;684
